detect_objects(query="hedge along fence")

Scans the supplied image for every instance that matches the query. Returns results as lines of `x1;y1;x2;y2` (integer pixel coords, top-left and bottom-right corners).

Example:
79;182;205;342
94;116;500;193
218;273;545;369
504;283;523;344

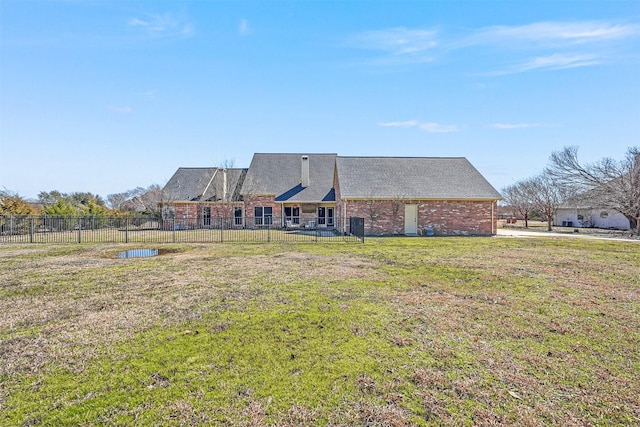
0;215;364;244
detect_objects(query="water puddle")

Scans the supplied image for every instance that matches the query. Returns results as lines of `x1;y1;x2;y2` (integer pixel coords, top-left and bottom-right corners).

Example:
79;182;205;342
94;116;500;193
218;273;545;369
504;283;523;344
117;249;160;259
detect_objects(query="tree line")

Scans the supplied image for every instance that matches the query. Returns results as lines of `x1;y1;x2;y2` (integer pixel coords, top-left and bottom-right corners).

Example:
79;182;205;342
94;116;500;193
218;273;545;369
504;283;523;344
0;185;164;217
502;146;639;234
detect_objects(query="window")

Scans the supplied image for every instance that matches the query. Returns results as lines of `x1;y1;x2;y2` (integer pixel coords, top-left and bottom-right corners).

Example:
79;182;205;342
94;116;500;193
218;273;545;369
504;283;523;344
577;215;584;221
284;206;300;225
254;206;273;226
600;211;609;218
162;205;175;220
234;207;243;226
203;206;211;226
318;207;334;226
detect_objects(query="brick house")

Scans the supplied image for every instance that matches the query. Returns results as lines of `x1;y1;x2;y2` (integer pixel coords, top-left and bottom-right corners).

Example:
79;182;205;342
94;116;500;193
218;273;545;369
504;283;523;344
335;157;501;236
240;153;338;228
162;167;246;228
162;153;502;235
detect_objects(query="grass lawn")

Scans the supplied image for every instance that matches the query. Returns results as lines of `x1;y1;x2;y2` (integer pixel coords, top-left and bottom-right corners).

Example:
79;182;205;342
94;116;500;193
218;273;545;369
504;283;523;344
1;237;638;426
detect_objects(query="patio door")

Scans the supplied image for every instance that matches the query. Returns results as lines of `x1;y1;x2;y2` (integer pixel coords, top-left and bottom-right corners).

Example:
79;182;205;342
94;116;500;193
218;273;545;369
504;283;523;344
404;204;417;235
284;206;300;225
318;207;334;227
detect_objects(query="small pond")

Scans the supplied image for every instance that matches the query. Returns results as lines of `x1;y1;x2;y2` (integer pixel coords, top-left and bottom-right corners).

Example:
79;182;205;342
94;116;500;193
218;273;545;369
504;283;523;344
118;249;159;259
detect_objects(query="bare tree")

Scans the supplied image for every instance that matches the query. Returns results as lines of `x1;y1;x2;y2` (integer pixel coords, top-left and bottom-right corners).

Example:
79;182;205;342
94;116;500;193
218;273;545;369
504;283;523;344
389;193;406;235
218;158;235;169
108;184;166;217
547;146;640;234
365;199;384;235
525;173;565;232
106;192;129;211
134;185;163;215
501;182;534;228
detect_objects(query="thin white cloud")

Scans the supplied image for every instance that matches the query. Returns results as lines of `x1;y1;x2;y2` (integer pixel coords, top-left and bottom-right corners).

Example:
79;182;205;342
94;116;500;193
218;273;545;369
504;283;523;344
348;27;439;65
379;120;460;133
108;105;133;114
378;120;419;128
353;27;438;53
419;122;460;133
489;53;601;75
128;13;193;40
349;20;638;73
469;21;640;47
239;19;250;36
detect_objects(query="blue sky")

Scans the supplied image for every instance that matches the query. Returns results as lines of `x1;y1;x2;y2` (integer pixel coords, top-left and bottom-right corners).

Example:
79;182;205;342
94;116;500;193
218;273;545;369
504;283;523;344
1;0;639;201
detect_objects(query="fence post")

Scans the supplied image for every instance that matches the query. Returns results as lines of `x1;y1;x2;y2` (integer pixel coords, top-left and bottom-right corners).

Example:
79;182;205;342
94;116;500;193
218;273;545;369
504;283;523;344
30;217;34;243
220;216;224;243
125;217;129;244
267;221;271;243
172;219;176;243
77;217;82;243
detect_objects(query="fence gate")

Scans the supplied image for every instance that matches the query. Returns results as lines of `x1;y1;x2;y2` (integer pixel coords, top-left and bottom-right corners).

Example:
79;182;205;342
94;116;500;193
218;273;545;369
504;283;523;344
349;217;365;241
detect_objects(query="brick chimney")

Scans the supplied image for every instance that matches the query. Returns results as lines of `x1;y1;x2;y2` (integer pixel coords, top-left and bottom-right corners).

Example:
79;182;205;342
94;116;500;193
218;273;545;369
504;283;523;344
301;155;310;188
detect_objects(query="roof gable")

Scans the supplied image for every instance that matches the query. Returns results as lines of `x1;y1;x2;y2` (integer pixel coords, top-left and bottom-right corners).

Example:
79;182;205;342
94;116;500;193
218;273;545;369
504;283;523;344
241;153;337;202
163;168;246;202
335;157;501;200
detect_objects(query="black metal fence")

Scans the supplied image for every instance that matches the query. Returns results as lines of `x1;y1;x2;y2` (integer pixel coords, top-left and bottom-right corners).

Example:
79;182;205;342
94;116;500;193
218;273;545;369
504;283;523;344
0;214;364;244
349;216;365;240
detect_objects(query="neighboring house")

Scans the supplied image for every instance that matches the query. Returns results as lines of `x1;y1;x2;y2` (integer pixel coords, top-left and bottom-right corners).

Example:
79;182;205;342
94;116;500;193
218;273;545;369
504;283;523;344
162;153;502;235
555;198;631;230
553;178;633;230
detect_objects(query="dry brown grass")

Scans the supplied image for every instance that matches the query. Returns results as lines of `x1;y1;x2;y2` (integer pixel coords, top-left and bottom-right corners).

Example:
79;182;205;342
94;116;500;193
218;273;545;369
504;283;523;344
1;237;639;425
0;244;381;381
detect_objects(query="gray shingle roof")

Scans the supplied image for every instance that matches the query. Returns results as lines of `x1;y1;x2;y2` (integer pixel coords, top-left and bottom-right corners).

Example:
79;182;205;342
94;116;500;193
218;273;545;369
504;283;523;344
336;157;502;200
241;153;337;202
163;168;246;202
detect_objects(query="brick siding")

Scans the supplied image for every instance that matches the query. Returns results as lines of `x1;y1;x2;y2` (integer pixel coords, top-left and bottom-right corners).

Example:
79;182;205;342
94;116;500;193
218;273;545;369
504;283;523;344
242;195;281;218
344;199;497;236
173;202;244;225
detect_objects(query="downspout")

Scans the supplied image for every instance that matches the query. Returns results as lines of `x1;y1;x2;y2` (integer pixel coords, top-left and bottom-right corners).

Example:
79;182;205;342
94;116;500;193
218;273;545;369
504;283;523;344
491;201;495;235
344;199;348;232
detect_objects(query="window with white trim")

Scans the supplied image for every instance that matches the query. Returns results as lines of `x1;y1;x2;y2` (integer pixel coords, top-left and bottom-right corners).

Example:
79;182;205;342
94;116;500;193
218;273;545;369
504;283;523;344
254;206;273;226
284;206;300;225
318;207;334;226
203;206;211;226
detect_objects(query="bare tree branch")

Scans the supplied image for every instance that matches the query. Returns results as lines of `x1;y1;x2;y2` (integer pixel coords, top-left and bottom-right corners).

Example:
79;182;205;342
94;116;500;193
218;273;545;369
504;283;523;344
547;146;640;234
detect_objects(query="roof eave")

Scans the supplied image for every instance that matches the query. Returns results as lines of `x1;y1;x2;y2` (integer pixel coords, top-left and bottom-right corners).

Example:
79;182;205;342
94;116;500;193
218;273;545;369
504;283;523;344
342;196;502;201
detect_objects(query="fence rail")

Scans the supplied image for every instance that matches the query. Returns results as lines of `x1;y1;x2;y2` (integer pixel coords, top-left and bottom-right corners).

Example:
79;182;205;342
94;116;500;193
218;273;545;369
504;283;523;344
0;215;364;244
